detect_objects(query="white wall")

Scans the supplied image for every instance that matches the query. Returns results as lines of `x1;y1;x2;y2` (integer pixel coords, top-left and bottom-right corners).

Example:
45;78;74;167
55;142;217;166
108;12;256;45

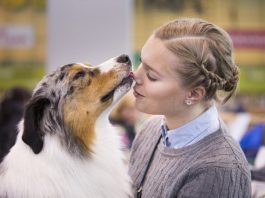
47;0;133;72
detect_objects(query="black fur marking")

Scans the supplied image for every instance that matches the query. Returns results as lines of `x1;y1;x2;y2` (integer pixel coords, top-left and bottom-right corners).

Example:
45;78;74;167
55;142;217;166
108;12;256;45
61;64;74;71
48;73;55;78
54;97;60;110
101;89;115;102
67;86;75;95
22;97;51;154
86;79;91;86
59;72;66;81
88;71;95;77
34;88;44;96
73;70;86;80
88;69;100;78
55;72;66;84
55;78;59;84
51;91;56;98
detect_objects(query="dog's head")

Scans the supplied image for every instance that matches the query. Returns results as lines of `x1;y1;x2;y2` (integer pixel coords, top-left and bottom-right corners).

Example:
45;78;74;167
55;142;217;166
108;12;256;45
22;55;133;156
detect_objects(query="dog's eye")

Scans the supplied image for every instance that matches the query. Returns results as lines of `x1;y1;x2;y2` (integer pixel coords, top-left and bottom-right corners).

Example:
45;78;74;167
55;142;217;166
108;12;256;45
73;71;86;80
101;89;115;102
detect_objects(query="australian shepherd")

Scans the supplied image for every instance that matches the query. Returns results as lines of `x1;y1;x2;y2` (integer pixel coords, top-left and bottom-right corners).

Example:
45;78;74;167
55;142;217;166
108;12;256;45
0;55;133;197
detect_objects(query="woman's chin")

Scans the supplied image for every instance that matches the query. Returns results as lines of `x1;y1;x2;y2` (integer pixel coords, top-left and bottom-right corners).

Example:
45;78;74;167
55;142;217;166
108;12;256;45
134;100;146;112
135;101;154;115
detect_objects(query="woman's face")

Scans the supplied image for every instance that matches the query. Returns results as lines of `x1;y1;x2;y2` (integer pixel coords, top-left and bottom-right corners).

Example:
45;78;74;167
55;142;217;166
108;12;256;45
133;36;190;116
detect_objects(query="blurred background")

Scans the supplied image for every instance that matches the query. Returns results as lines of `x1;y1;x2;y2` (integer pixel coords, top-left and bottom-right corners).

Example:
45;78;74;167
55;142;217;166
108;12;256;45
0;0;265;196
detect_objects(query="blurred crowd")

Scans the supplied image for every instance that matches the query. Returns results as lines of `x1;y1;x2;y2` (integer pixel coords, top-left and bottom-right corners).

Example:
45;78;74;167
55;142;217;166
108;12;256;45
0;87;265;197
220;94;265;197
109;92;146;161
0;87;31;162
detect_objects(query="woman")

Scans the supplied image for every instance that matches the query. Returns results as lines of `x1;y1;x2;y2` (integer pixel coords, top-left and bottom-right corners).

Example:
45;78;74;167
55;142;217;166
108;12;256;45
129;18;251;198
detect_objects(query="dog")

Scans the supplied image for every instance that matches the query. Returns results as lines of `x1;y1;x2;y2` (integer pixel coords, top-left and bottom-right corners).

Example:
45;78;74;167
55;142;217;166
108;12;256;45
0;55;133;198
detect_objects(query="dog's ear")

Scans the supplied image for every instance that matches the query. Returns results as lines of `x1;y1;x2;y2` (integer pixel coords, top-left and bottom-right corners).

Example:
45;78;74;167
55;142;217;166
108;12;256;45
22;97;51;154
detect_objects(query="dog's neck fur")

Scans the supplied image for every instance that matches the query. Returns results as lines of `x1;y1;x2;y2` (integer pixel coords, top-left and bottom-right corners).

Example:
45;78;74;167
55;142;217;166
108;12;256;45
0;111;131;198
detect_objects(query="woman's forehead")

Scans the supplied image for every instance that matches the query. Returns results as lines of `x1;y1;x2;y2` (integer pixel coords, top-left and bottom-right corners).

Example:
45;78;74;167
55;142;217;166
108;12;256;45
141;36;182;79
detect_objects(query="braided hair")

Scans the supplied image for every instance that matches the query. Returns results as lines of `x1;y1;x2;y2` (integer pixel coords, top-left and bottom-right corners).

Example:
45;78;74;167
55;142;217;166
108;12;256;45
154;18;239;104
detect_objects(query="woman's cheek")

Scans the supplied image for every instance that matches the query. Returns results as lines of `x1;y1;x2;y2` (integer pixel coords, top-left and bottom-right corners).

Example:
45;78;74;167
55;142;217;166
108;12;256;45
147;83;168;99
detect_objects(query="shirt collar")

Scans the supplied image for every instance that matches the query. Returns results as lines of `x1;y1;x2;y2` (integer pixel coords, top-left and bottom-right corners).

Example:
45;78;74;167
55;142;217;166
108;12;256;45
160;105;220;148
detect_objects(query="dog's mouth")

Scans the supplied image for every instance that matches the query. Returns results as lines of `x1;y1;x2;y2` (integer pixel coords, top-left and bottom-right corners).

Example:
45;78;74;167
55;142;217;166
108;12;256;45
101;73;134;102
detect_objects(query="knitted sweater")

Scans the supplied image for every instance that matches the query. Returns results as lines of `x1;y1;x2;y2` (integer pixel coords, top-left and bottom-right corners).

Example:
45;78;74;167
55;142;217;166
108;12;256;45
128;116;251;198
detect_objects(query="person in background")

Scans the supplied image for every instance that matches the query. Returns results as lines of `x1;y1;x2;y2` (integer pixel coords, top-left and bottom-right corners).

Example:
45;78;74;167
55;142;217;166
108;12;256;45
0;87;31;162
110;93;138;150
129;18;251;198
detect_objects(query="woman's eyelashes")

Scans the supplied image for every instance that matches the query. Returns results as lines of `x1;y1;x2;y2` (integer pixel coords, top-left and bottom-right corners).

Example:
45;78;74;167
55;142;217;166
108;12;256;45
139;56;158;81
146;72;157;81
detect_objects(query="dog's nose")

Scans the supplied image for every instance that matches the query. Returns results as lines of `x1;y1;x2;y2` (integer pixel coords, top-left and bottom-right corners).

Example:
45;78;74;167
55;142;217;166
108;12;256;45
116;54;131;65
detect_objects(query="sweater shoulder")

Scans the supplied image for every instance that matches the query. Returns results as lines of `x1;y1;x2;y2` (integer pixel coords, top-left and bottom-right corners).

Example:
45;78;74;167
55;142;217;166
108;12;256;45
190;130;250;177
132;116;162;145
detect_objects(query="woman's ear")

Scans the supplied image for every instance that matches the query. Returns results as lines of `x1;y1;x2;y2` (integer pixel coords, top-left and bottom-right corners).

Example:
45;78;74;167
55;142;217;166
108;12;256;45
185;86;206;104
22;97;50;154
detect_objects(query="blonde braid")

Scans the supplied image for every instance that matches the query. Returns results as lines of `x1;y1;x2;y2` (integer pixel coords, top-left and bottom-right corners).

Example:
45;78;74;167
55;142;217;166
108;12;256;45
154;18;239;104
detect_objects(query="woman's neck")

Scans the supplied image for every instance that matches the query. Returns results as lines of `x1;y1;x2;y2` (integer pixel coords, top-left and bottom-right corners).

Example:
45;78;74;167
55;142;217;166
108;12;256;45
164;102;211;130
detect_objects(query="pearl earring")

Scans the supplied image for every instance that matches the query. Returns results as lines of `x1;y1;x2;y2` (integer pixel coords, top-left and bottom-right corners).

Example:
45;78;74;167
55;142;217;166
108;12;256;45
185;100;192;105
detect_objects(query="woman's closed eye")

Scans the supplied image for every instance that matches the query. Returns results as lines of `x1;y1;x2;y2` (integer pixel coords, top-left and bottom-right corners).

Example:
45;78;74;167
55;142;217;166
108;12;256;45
146;72;157;81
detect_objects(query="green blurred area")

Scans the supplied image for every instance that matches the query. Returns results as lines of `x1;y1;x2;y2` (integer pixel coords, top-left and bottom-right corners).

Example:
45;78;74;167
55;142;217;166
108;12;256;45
239;66;265;93
0;63;44;95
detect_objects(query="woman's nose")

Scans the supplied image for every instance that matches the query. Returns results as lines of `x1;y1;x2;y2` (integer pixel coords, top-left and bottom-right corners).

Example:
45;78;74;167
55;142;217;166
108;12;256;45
133;65;143;85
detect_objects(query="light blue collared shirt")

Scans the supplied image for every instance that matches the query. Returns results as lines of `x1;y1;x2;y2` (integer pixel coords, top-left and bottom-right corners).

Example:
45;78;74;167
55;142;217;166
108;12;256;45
161;105;220;148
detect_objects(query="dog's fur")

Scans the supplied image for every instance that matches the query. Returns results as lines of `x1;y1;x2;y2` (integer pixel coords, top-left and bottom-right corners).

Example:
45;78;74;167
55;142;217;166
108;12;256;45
0;55;133;198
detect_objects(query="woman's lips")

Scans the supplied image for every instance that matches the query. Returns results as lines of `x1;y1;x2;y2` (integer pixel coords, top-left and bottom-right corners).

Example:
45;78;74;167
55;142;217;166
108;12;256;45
133;88;144;97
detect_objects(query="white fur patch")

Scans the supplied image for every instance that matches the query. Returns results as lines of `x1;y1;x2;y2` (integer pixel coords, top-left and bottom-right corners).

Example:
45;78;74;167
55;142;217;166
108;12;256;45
76;63;91;68
0;120;131;198
97;57;117;73
113;81;132;105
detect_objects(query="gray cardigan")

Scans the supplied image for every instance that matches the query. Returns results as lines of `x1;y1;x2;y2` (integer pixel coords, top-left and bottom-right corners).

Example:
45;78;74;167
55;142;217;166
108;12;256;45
128;116;251;198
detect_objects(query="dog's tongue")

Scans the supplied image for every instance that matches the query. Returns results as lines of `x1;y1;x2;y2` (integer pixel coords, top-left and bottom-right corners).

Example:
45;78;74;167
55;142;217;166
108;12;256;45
119;72;134;86
128;72;134;78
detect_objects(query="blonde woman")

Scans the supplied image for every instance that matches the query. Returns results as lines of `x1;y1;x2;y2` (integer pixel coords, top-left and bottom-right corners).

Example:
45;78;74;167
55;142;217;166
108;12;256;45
129;18;251;198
